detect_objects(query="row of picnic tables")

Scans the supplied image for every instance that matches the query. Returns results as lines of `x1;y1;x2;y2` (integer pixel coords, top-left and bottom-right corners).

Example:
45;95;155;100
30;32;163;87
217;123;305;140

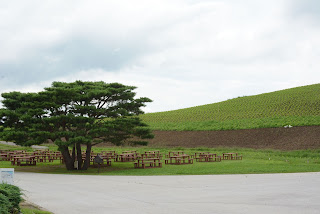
90;150;242;169
0;149;242;168
0;149;63;166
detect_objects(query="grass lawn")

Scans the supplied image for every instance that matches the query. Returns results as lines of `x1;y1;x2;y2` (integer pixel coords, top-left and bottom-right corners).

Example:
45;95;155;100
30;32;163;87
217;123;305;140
20;202;52;214
21;208;52;214
1;144;319;175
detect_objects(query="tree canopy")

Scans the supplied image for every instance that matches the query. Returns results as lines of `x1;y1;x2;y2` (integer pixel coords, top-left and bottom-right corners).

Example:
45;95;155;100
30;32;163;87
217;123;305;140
0;81;154;170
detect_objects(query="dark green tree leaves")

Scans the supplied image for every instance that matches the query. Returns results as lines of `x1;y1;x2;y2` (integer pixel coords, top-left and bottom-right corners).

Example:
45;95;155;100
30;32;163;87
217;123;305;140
0;81;153;170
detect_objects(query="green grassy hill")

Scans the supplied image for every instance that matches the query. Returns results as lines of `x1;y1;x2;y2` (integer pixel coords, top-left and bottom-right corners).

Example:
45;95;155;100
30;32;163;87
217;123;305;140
140;84;320;131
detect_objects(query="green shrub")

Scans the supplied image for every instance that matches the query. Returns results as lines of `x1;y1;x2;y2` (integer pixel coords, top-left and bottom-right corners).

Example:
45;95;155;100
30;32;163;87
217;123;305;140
0;183;22;214
0;192;10;214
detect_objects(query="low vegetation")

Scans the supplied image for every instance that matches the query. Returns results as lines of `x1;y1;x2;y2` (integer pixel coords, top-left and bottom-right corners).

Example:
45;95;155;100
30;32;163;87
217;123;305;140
1;144;319;176
0;183;22;214
21;206;52;214
140;84;320;130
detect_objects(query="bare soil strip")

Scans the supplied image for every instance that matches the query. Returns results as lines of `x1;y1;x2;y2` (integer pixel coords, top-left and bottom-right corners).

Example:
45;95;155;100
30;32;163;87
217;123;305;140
148;126;320;150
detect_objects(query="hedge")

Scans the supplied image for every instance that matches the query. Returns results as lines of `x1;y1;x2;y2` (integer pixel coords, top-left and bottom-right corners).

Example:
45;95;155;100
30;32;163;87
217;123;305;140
0;183;22;214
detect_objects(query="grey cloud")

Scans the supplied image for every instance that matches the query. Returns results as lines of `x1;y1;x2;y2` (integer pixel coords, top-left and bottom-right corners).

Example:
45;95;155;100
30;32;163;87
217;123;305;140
51;37;146;70
289;0;320;20
0;35;149;92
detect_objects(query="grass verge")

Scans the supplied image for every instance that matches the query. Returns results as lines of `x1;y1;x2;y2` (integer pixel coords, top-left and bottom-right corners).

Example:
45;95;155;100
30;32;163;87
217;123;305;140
20;201;52;214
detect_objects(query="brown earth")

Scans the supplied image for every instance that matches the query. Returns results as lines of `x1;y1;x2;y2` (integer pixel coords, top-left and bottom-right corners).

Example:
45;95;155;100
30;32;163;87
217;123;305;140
147;126;320;150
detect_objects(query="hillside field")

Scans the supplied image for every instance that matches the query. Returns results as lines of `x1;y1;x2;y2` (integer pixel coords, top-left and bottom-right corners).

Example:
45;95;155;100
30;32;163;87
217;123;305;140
140;84;320;150
140;84;320;131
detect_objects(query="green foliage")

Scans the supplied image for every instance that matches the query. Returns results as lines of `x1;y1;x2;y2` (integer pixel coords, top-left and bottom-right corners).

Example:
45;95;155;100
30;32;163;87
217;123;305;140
0;192;10;214
0;81;153;146
20;208;52;214
140;84;320;130
0;81;153;170
0;183;22;214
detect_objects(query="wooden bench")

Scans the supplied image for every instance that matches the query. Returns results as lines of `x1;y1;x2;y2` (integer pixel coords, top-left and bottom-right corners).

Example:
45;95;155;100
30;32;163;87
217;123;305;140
0;153;10;161
174;158;181;165
134;158;162;169
207;155;221;162
36;155;54;163
195;156;207;162
91;158;112;167
165;157;193;165
141;161;154;169
165;158;181;164
233;155;242;160
13;156;36;166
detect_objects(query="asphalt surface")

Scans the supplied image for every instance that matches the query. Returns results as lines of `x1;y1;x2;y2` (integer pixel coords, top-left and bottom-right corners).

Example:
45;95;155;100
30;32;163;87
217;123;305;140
14;172;320;214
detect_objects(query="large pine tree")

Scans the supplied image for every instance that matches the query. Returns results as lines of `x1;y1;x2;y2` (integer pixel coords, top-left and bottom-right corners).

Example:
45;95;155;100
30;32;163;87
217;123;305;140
0;81;153;170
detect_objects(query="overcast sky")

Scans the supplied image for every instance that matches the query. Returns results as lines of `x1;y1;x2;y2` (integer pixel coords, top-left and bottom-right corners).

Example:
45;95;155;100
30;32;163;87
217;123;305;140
1;0;319;112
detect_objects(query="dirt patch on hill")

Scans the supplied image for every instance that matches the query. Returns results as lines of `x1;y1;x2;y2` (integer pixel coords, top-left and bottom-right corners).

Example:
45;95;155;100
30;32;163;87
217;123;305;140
147;126;320;150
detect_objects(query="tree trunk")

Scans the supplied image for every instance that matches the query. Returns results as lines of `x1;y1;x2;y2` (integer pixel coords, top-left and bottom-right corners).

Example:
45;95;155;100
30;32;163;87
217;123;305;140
82;144;92;170
72;145;76;163
76;143;83;170
61;146;75;170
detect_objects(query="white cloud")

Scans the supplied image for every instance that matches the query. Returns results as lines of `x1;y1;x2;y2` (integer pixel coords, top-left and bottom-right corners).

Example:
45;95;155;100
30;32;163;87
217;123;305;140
1;0;320;112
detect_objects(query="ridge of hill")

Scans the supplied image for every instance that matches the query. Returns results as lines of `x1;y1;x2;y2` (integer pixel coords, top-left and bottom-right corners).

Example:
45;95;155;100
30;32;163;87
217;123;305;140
140;84;320;131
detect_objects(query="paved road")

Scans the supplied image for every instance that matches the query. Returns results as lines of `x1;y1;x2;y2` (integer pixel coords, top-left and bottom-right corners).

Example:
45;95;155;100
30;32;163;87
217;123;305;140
14;172;320;214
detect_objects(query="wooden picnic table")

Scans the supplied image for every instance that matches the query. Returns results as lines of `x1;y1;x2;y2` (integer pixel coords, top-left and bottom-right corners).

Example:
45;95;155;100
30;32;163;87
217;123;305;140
6;151;17;159
134;158;162;169
11;150;26;155
0;153;10;161
100;151;117;156
145;151;161;155
222;153;242;160
222;153;235;160
122;151;137;154
46;152;62;159
47;152;64;163
118;153;137;162
197;153;221;162
9;154;25;162
32;149;50;154
99;152;118;161
12;156;36;166
166;151;178;158
176;151;185;155
34;154;54;163
141;152;162;159
193;152;210;158
108;154;118;161
91;155;112;167
165;154;193;165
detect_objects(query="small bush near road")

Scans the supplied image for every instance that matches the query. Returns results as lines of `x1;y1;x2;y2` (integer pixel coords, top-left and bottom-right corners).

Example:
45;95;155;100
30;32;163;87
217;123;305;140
0;183;22;214
0;192;10;214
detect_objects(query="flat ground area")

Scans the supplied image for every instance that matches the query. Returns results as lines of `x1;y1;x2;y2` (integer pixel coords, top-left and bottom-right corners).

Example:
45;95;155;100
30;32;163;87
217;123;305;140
14;172;320;214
